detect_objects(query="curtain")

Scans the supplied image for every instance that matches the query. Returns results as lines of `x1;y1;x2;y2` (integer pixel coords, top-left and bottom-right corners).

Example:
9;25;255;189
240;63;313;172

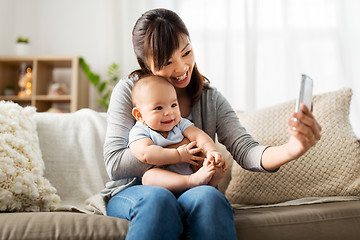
113;0;359;136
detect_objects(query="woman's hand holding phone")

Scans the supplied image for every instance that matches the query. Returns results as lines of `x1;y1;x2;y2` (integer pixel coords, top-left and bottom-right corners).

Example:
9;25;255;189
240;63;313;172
287;74;322;159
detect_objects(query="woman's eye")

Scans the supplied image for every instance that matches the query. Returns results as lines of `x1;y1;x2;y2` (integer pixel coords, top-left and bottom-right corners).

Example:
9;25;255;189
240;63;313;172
155;106;163;110
164;61;172;66
183;50;191;57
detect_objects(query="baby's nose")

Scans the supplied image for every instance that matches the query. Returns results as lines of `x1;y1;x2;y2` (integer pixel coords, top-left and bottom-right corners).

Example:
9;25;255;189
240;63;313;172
165;110;174;116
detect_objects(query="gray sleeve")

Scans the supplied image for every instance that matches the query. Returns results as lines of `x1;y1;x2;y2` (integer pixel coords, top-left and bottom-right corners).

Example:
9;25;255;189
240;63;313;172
213;90;270;172
103;78;152;180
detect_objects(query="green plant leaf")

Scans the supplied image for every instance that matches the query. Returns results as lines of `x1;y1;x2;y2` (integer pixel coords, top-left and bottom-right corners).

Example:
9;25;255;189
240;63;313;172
16;36;29;43
80;57;100;86
108;63;120;75
97;99;109;109
98;82;107;93
91;74;100;86
80;57;119;110
102;91;111;101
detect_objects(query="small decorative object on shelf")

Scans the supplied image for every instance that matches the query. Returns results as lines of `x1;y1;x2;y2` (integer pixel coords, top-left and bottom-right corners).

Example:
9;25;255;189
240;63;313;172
48;82;69;96
15;37;30;55
18;66;32;97
4;84;15;96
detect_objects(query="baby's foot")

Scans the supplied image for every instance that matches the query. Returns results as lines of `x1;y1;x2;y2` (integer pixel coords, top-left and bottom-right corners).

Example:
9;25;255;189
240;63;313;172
208;165;226;187
188;158;215;188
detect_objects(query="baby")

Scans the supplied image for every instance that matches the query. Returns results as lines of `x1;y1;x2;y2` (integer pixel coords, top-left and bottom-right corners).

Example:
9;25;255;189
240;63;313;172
128;74;227;194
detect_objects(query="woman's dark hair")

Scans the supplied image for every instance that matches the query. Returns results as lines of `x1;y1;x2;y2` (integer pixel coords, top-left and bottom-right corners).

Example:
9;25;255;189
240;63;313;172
130;8;208;105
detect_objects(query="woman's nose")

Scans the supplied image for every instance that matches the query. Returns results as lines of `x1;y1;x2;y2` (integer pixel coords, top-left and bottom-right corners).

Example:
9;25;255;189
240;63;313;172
174;60;187;73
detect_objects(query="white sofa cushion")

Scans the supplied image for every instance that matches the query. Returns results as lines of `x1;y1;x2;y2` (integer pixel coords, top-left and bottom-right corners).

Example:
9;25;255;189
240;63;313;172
225;88;360;204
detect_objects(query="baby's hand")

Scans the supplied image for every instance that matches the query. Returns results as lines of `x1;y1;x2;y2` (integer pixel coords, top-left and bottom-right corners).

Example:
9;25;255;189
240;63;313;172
207;151;228;171
177;141;204;166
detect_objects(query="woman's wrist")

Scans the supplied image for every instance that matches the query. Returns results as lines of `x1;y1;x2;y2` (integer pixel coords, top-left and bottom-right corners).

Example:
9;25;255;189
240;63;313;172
261;145;294;171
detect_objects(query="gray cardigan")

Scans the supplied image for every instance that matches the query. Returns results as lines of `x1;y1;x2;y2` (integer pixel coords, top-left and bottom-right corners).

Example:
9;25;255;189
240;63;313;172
101;77;268;200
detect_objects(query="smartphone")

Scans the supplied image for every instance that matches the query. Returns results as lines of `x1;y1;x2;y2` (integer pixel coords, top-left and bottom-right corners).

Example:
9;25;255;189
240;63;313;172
295;74;313;113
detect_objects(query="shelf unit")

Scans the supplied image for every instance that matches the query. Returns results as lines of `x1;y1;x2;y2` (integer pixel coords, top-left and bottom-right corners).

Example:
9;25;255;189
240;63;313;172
0;55;89;112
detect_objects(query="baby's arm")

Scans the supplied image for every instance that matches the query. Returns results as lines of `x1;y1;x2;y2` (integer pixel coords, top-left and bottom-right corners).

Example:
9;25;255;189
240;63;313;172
129;137;203;166
183;125;227;169
183;125;228;187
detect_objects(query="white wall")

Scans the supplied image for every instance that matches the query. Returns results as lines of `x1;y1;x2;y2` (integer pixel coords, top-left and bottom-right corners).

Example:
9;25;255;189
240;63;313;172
0;0;15;55
0;0;139;110
1;0;360;137
1;0;110;65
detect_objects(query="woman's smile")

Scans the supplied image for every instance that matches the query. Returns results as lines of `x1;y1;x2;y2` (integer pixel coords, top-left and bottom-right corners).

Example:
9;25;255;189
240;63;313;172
171;70;189;85
173;71;187;81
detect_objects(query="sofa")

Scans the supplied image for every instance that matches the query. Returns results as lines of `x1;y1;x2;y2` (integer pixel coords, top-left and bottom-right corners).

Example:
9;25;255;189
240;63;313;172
1;88;360;240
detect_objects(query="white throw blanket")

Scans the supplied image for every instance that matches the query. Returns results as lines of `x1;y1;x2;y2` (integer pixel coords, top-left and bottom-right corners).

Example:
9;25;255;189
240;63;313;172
34;109;109;215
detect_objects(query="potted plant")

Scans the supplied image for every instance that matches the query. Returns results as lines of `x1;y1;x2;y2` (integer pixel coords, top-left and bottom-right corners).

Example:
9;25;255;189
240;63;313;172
15;36;30;55
79;57;120;110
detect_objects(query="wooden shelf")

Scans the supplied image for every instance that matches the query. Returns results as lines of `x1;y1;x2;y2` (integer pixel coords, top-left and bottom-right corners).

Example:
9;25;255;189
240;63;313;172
0;96;32;101
0;56;89;112
35;95;71;101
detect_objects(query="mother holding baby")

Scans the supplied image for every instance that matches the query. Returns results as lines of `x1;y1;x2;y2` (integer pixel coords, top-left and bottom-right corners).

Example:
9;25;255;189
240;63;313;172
102;8;322;240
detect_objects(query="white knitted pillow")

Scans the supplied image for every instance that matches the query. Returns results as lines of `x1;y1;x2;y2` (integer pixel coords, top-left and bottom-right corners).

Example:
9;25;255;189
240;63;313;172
225;88;360;204
0;101;60;211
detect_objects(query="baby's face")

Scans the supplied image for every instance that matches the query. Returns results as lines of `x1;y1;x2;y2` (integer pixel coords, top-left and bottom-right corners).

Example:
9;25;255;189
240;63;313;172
137;79;181;133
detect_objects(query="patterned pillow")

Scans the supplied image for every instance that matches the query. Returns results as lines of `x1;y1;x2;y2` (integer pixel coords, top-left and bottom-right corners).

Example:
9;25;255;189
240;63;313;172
0;101;60;211
225;88;360;204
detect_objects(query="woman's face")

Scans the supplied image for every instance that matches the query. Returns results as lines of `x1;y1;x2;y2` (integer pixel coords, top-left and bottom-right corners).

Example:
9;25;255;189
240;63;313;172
148;35;195;89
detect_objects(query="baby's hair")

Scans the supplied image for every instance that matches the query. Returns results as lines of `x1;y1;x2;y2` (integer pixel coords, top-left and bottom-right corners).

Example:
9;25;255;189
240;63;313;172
131;74;172;107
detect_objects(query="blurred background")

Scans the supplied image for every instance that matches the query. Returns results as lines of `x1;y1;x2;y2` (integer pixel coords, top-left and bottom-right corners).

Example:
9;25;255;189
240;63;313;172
1;0;359;137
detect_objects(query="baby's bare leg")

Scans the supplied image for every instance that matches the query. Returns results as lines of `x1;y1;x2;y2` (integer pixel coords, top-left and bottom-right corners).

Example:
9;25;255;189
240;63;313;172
142;161;215;194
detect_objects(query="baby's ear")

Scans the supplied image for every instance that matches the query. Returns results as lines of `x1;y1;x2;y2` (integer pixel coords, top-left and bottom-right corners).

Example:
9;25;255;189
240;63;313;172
132;107;144;122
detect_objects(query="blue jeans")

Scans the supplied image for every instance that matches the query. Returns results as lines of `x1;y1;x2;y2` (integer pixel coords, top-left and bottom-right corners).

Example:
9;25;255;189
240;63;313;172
107;185;236;240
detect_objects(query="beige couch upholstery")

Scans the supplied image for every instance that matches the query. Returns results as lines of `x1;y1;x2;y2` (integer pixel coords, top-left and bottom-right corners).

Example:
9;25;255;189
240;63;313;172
1;88;360;239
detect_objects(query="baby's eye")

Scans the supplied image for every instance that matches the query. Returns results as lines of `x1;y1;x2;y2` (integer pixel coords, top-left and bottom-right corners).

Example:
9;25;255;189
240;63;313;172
155;106;163;110
171;103;177;108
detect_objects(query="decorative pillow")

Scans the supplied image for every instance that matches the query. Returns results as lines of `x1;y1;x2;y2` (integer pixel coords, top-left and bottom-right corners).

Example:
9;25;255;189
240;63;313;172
225;88;360;204
0;101;60;211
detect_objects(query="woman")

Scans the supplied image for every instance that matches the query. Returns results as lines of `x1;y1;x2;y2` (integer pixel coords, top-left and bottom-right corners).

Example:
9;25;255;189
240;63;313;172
102;8;321;240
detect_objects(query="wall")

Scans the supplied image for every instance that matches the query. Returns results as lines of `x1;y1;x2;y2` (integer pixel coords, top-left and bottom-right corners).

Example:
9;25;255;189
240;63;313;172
0;0;138;111
1;0;359;137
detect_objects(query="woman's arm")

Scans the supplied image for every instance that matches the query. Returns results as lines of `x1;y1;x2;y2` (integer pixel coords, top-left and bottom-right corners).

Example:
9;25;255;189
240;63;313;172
202;88;266;171
261;103;322;171
103;78;152;180
210;88;321;171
